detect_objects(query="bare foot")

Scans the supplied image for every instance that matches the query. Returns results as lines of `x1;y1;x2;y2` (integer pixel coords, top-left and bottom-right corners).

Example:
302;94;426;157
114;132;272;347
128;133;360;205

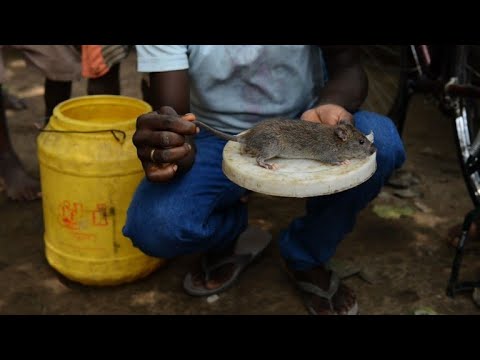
0;151;41;201
190;248;237;291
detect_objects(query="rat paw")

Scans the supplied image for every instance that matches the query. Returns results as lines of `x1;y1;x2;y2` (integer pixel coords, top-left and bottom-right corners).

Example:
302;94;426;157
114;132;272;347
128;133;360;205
258;162;278;170
331;160;350;166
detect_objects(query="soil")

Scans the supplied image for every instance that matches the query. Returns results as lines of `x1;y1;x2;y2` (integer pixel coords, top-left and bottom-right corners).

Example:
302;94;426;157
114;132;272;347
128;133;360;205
1;48;479;315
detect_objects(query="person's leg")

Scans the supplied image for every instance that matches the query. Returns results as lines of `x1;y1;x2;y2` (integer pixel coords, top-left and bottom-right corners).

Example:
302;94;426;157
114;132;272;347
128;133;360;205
123;131;250;290
0;47;27;111
87;63;121;95
280;111;406;314
44;78;72;120
0;45;80;200
0;84;40;200
13;46;81;123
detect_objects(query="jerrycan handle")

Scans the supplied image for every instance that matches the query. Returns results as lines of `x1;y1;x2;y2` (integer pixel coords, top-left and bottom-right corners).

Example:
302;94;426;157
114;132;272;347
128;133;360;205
35;123;127;144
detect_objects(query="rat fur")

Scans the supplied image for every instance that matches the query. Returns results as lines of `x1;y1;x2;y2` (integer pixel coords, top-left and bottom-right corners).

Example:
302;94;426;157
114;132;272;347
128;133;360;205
193;118;376;170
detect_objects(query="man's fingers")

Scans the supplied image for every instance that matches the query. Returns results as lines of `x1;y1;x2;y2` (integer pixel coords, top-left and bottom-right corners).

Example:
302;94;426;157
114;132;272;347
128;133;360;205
181;113;196;122
137;112;197;134
157;107;196;123
157;106;178;116
134;108;197;183
137;144;191;163
133;130;186;148
152;144;191;163
144;162;178;183
181;113;200;133
300;109;320;122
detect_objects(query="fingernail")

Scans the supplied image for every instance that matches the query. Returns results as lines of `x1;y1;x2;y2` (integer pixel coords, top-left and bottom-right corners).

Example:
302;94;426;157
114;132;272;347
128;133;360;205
186;143;191;150
182;113;195;121
196;127;200;134
173;165;178;172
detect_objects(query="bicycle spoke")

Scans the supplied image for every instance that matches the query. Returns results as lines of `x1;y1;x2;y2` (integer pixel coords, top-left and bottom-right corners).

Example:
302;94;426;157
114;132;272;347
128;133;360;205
453;45;480;206
466;64;480;81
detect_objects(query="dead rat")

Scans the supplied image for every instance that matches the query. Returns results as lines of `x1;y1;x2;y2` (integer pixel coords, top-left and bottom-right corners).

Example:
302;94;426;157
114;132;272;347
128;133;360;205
192;118;376;170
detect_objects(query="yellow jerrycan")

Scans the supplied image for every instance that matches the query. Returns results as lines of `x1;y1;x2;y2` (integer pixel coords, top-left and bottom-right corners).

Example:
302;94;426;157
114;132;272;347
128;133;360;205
37;95;164;286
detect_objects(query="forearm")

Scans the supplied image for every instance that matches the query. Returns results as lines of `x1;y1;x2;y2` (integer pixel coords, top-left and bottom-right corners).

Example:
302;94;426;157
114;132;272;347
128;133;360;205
149;71;190;114
317;65;368;112
317;46;368;113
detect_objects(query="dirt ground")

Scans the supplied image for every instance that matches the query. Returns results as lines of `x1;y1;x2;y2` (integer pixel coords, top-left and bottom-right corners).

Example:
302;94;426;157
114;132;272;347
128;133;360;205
1;48;479;315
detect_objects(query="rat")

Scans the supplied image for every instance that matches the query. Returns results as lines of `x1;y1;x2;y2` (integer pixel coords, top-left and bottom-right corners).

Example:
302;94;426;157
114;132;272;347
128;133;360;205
192;118;376;170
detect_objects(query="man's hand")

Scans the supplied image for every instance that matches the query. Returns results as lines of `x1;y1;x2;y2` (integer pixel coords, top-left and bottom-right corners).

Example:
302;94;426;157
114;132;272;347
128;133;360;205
301;103;353;126
132;106;198;183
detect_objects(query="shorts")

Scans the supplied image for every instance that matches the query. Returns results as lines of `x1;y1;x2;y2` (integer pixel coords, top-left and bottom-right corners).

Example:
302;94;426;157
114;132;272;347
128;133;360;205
0;45;82;83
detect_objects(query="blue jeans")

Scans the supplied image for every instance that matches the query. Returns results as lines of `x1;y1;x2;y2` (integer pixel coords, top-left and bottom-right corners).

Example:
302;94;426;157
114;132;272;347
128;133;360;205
123;111;406;271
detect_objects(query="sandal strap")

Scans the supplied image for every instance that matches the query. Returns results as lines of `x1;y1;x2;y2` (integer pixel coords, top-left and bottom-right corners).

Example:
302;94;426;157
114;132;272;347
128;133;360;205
296;271;340;312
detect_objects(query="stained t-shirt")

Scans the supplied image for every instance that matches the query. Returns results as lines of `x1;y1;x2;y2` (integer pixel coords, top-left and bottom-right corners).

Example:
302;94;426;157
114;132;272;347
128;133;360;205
136;45;325;134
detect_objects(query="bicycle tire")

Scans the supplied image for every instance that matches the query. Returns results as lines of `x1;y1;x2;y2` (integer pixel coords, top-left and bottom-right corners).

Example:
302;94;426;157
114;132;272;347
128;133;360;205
452;45;480;206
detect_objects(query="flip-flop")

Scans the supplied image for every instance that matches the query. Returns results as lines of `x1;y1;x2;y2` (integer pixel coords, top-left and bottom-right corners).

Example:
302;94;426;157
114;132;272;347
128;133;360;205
296;271;359;315
183;225;272;297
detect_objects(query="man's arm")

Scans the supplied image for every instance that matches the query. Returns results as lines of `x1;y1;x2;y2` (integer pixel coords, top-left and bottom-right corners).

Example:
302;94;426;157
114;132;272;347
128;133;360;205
317;45;368;112
301;46;368;125
149;70;190;113
133;70;197;182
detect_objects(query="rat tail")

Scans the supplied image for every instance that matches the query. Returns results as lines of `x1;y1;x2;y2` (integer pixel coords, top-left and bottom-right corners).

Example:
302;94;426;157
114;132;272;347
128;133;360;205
193;120;240;142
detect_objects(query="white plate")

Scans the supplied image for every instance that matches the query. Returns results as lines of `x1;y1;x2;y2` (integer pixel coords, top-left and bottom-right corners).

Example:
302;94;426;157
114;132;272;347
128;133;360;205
222;141;377;198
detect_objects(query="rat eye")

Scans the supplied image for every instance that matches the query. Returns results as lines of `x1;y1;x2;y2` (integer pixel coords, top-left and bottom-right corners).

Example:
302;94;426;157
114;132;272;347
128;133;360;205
359;139;365;145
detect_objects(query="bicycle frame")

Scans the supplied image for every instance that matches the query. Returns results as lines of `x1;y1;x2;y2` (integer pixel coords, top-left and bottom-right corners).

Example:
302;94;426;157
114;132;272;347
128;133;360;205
408;45;480;97
401;46;480;164
402;44;480;298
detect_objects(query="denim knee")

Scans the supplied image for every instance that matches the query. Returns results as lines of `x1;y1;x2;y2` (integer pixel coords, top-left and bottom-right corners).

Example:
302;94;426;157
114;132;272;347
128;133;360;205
354;110;406;176
123;180;215;259
126;216;213;259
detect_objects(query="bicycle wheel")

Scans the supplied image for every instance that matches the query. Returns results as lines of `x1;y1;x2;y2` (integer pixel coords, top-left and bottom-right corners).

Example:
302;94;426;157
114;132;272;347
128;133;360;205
358;45;412;135
452;45;480;206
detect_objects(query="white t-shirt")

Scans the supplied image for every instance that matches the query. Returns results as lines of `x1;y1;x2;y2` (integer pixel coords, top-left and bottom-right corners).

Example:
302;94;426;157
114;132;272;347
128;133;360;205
136;45;325;134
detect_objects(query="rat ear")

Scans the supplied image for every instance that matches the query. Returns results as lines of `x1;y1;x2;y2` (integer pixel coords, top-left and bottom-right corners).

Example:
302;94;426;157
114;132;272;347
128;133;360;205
366;131;374;143
334;125;349;141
